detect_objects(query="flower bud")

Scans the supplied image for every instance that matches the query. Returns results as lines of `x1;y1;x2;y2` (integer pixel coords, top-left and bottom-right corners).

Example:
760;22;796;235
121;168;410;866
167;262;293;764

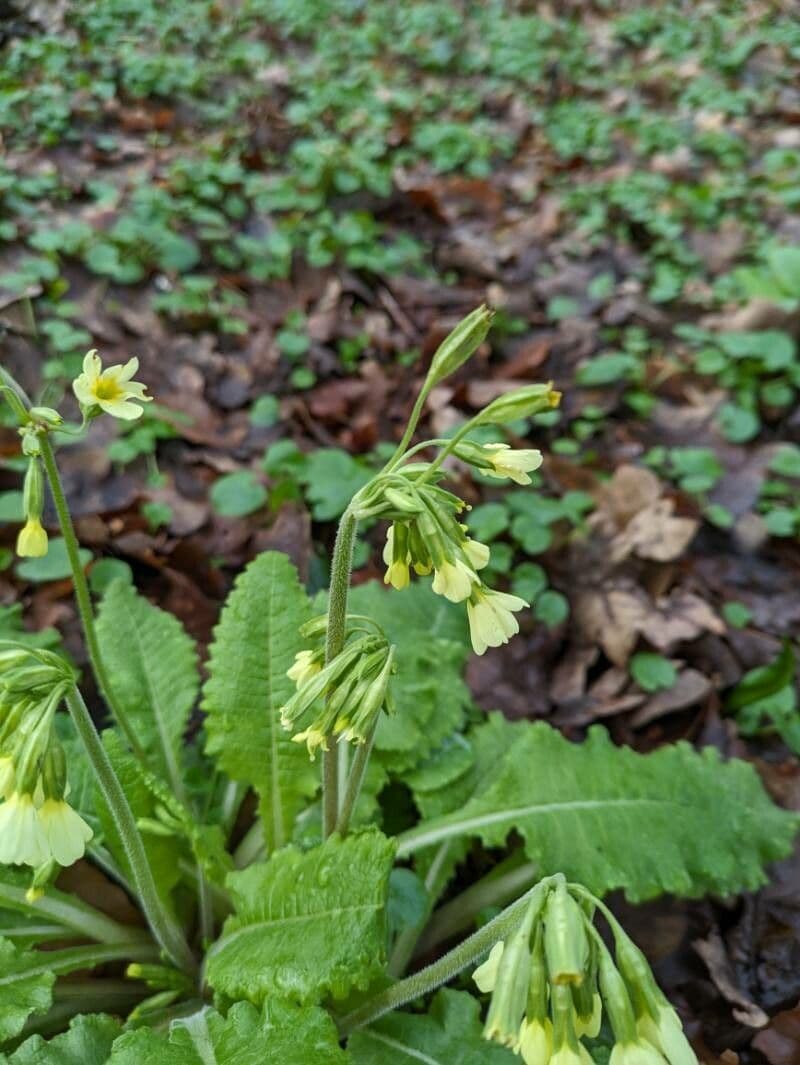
426;305;494;388
22;459;45;522
28;406;63;428
544;880;590;986
597;946;637;1045
477;384;561;425
483;899;538;1047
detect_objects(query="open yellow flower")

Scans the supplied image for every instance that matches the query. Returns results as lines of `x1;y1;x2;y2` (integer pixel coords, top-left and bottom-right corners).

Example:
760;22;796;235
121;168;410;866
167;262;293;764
16;517;48;558
482;443;543;486
467;586;528;655
519;1017;553;1065
72;350;152;420
288;650;322;688
37;798;93;867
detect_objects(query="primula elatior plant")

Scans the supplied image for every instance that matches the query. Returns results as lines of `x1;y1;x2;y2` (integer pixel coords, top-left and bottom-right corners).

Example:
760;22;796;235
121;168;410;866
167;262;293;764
0;311;796;1063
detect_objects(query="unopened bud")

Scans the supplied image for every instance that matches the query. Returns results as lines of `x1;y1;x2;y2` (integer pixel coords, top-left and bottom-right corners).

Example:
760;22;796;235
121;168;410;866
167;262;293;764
427;305;494;387
22;459;45;522
477;383;561;425
597;945;637;1045
544;879;589;986
28;406;63;428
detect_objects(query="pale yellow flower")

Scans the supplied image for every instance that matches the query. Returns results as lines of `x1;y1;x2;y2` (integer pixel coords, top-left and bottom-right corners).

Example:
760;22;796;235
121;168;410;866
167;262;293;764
72;350;152;420
432;558;477;602
292;727;329;759
473;940;504;993
610;1039;669;1065
467;586;528;655
16;517;48;558
287;650;322;688
637;1008;697;1065
576;992;603;1039
382;526;411;590
519;1017;553;1065
0;792;48;867
463;538;490;570
550;1044;594;1065
37;798;93;867
483;443;543;485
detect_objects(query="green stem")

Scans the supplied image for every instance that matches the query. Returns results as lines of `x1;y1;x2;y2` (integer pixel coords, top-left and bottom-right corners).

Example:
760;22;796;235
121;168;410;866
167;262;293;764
38;435;145;760
417;417;479;485
0;880;149;945
233;819;264;869
388;840;454;978
382;388;431;473
65;687;197;975
322;509;358;838
335;715;379;836
414;861;538;959
338;877;551;1036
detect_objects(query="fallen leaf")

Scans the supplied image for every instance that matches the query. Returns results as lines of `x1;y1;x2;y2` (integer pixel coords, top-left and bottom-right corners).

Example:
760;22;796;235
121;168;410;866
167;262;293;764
632;669;712;727
611;498;699;563
694;930;769;1029
574;583;650;666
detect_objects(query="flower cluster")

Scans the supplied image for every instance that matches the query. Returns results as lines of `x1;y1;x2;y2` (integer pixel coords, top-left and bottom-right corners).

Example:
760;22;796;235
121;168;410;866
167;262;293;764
281;623;395;757
0;645;92;869
356;470;528;657
474;877;696;1065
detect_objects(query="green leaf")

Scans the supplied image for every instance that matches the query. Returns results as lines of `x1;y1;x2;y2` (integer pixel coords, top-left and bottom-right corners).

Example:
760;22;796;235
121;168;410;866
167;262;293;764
726;642;796;712
397;715;798;901
202;552;317;851
109;1001;349;1065
534;590;569;628
630;653;677;693
348;989;515;1064
206;832;395;1005
767;246;800;298
9;1013;121;1064
0;938;54;1044
15;539;92;583
717;403;760;443
299;449;373;521
96;582;199;787
210;471;268;518
770;444;800;479
575;352;637;387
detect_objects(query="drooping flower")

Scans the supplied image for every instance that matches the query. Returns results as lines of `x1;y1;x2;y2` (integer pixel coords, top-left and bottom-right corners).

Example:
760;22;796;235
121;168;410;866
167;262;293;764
550;1044;594;1065
467;586;528;655
0;792;48;867
463;537;491;570
16;517;48;558
431;557;477;603
37;798;93;867
383;525;411;590
473;941;505;993
482;443;544;485
72;350;152;420
287;650;323;688
636;1006;696;1065
518;1016;553;1065
609;1039;669;1065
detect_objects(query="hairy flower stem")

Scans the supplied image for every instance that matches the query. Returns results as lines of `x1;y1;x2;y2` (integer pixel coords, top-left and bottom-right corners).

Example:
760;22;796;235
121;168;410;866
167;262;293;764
322;509;358;838
65;686;197;976
335;715;379;836
338;877;553;1036
39;435;145;761
414;860;538;960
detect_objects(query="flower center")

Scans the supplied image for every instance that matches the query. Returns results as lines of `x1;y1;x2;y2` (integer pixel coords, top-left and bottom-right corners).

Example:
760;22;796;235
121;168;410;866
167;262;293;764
93;378;123;401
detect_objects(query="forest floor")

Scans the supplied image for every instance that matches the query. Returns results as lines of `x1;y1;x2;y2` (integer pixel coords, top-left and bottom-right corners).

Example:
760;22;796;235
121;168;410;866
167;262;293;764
1;2;800;1060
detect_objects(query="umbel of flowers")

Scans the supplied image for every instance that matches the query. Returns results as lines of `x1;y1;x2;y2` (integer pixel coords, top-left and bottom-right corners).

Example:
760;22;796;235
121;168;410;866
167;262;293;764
0;645;92;868
473;876;696;1065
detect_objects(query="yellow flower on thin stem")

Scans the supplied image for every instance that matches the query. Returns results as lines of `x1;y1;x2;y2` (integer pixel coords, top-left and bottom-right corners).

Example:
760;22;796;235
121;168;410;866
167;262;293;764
16;518;48;558
482;443;543;485
467;586;528;655
72;350;152;420
287;650;322;688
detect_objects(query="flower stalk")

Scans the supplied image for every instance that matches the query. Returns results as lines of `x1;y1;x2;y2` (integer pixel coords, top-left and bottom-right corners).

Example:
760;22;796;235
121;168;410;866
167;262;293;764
38;434;146;761
64;686;196;976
